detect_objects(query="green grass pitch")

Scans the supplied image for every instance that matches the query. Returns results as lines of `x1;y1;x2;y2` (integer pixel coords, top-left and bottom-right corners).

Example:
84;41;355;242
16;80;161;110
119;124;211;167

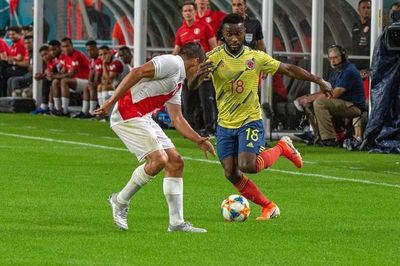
0;113;399;265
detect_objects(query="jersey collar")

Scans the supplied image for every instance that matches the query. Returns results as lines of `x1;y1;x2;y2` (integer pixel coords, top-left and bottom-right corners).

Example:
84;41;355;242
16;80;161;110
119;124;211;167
223;44;245;58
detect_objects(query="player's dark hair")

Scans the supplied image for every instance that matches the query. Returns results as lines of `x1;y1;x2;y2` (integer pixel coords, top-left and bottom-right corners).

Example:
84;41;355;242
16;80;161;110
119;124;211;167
119;46;131;53
21;25;33;32
222;13;244;26
99;45;110;50
39;45;49;53
358;0;370;7
61;37;72;44
48;40;61;47
85;40;97;46
179;42;205;62
181;1;196;10
7;26;20;34
23;35;33;40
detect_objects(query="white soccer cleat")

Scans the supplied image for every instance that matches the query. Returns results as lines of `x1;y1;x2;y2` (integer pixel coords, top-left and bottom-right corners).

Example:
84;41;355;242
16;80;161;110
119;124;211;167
108;193;129;231
167;222;207;233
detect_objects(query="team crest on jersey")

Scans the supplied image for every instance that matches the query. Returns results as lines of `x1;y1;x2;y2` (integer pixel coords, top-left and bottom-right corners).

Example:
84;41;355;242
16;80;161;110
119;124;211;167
206;17;212;23
245;59;255;70
194;28;200;35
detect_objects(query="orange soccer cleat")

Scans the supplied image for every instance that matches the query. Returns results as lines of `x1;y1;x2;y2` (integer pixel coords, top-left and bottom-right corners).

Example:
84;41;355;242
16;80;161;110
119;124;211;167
277;136;303;168
256;202;281;221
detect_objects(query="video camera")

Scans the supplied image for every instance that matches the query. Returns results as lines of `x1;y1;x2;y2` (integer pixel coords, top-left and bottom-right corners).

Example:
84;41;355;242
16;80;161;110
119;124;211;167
386;22;400;51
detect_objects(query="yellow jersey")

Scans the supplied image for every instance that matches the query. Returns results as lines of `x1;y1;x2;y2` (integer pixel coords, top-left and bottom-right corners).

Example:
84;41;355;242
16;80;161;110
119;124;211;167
207;45;280;128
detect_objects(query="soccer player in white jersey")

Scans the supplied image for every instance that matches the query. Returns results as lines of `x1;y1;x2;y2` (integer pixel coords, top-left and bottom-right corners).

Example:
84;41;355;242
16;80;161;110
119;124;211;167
94;42;215;233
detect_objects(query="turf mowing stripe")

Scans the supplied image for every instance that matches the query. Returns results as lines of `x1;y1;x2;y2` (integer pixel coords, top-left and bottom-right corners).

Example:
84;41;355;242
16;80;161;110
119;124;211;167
0;132;127;152
1;131;400;189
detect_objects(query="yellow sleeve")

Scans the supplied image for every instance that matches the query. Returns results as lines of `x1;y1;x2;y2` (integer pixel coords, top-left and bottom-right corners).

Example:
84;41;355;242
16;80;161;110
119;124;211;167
259;53;281;75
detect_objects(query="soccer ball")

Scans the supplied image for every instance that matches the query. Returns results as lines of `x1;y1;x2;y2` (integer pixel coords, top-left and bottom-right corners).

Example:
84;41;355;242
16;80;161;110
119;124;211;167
220;194;251;222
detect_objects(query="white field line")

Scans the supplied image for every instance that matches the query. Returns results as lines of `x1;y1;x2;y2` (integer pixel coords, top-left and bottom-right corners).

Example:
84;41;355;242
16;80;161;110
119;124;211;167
1;131;399;189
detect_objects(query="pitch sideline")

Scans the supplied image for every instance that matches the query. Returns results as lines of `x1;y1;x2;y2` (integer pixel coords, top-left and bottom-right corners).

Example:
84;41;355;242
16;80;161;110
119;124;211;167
0;131;399;189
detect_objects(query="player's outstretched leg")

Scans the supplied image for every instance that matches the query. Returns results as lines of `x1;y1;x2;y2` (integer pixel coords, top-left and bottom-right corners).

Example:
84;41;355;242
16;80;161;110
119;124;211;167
108;193;129;231
256;136;303;171
164;177;206;233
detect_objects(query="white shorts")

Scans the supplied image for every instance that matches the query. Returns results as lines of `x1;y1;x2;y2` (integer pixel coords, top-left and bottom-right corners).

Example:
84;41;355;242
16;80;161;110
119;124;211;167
111;115;175;162
75;78;88;93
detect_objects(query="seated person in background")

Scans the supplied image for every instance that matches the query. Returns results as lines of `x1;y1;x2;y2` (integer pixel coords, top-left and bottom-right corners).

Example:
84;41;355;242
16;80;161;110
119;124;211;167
118;46;133;69
32;45;55;114
0;26;28;97
50;37;90;116
0;37;9;61
295;45;365;146
21;25;33;37
7;35;34;97
97;45;130;109
73;40;102;119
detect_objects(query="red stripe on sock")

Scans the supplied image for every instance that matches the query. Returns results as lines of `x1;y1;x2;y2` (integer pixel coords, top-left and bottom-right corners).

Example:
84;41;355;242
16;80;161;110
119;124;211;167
256;146;282;172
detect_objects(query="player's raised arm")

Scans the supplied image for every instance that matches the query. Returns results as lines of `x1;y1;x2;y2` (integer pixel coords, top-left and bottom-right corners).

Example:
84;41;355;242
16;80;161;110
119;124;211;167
276;62;332;95
94;60;155;116
166;102;215;158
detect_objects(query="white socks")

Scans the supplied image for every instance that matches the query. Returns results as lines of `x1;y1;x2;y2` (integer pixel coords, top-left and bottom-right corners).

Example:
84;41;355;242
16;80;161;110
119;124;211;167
163;177;184;226
82;100;89;113
54;97;61;111
116;167;185;227
89;101;97;114
97;92;103;107
117;164;154;205
61;97;69;114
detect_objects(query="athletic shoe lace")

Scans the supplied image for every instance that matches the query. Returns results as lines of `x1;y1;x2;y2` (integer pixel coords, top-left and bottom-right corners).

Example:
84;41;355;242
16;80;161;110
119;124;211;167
118;207;129;219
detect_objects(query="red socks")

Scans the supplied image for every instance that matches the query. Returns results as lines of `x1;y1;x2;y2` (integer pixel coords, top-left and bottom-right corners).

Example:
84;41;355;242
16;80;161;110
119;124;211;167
234;175;271;207
255;145;282;172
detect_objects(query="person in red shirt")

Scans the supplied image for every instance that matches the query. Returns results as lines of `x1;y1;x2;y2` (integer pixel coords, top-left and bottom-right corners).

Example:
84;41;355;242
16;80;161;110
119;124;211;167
174;1;218;136
0;26;28;96
31;45;54;114
112;16;134;46
7;35;34;97
50;37;90;115
0;37;9;61
173;2;216;54
96;45;130;112
195;0;226;34
72;40;103;118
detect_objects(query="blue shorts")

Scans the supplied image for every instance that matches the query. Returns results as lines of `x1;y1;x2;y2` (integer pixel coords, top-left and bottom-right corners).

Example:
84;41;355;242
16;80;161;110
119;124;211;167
216;120;266;161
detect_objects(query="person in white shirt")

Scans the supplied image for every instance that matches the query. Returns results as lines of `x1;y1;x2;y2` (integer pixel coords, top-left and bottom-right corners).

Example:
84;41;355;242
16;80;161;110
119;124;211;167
94;42;215;233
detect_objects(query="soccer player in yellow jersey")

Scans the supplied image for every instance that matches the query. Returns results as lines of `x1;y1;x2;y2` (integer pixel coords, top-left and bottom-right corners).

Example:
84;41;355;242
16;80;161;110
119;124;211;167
193;14;332;220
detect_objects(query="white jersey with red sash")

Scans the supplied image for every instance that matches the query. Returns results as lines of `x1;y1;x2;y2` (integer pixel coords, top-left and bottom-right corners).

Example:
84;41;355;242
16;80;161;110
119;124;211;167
110;54;185;126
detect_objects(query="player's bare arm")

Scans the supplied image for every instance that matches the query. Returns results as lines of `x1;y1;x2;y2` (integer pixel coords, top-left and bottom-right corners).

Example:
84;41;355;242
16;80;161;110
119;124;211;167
94;60;155;115
276;63;333;96
166;102;216;158
53;67;75;80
